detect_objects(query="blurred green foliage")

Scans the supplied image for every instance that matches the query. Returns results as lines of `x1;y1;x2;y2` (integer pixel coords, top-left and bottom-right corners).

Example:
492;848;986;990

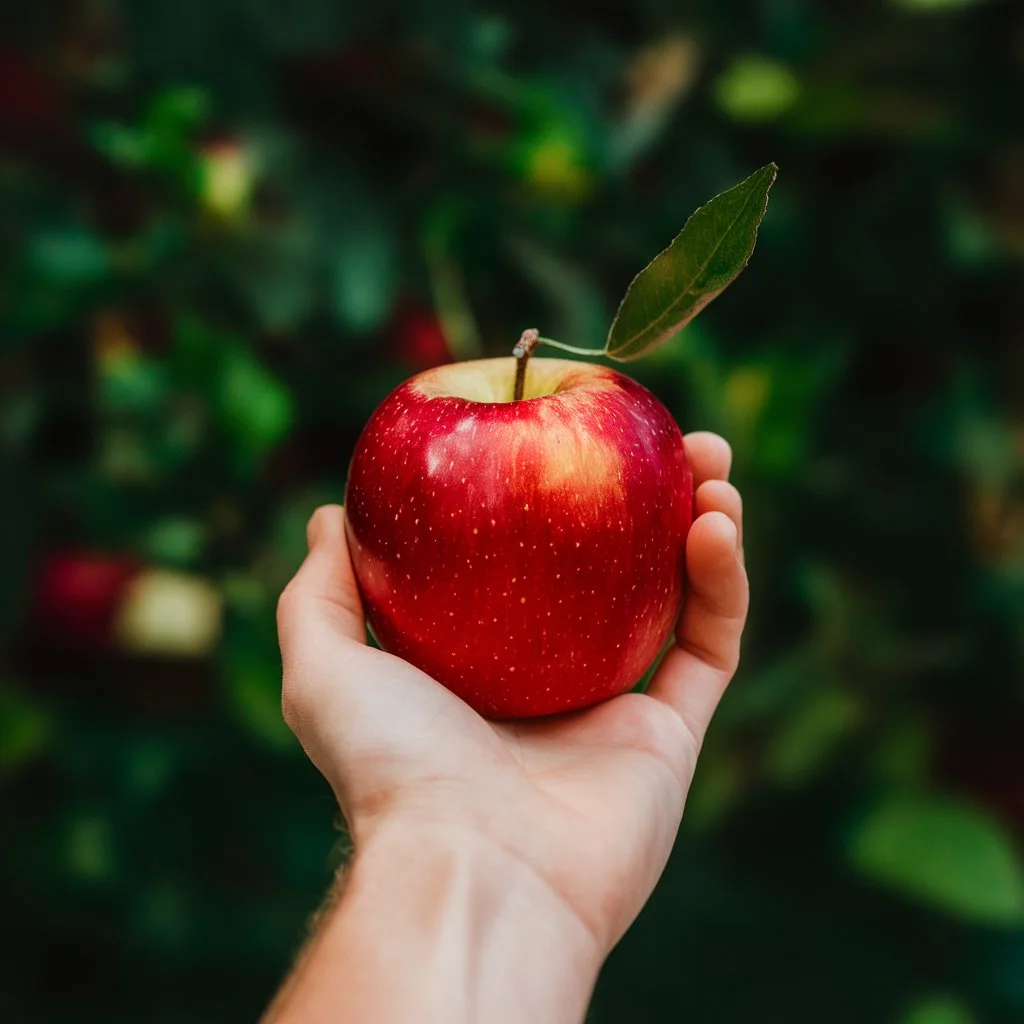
1;1;1022;1021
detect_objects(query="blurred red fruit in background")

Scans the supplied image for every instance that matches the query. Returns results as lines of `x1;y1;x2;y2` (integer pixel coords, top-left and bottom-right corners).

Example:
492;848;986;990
392;304;450;368
34;552;140;651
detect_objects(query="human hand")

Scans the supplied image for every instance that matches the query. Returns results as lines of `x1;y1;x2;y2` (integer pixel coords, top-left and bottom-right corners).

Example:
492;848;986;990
276;430;747;961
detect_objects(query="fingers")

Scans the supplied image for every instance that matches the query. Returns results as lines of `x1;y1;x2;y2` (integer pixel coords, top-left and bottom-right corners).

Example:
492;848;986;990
277;505;366;656
647;495;748;745
683;431;732;488
694;479;743;553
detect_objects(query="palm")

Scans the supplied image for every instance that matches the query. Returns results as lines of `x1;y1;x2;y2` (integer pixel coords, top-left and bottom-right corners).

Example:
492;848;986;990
302;640;693;947
278;431;747;951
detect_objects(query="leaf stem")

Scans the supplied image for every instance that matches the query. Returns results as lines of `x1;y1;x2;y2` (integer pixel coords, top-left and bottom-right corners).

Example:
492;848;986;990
512;328;539;401
536;337;606;357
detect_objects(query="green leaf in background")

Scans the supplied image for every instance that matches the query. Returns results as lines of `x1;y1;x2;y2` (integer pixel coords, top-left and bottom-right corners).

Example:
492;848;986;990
98;348;167;414
218;343;294;456
714;56;801;123
224;655;296;751
0;689;53;772
900;994;976;1024
64;813;116;884
720;347;843;478
26;226;110;285
145;517;207;567
90;122;150;168
849;795;1024;927
604;163;777;360
90;87;209;194
684;750;748;832
329;215;399;335
144;86;209;134
174;319;295;459
766;688;863;787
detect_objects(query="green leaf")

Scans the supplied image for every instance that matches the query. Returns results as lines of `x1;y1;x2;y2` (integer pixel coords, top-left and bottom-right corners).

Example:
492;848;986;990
98;350;167;413
329;214;399;335
172;319;294;459
901;994;976;1024
0;689;54;772
714;56;801;123
605;163;777;360
218;345;294;455
765;688;862;786
27;227;110;284
145;517;207;567
685;751;747;832
849;794;1024;926
90;122;150;167
65;813;116;883
225;656;296;751
144;86;209;132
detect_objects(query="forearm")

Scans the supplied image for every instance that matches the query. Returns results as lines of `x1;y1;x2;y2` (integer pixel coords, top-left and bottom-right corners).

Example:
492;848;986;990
265;823;603;1024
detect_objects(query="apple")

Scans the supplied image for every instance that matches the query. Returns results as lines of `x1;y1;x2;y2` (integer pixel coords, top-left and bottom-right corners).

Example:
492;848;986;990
344;356;693;718
393;303;451;369
34;552;140;651
33;552;222;658
115;569;223;658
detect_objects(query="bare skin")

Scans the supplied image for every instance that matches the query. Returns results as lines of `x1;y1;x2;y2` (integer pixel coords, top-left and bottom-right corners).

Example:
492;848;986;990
268;431;748;1024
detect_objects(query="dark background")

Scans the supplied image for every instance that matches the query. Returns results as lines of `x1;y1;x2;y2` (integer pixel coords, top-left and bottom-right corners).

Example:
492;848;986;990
1;1;1022;1021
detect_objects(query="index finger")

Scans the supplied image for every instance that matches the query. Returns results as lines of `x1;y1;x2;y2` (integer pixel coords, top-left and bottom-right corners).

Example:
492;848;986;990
683;431;732;487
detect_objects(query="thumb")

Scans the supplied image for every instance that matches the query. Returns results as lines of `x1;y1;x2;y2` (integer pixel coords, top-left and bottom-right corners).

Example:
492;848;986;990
277;505;366;656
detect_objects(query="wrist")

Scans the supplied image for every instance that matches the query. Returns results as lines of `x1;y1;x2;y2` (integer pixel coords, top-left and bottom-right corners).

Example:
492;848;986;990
359;817;606;950
329;820;603;1023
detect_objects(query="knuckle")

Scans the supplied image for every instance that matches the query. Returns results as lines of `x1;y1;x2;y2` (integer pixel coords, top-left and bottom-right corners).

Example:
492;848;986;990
680;636;738;675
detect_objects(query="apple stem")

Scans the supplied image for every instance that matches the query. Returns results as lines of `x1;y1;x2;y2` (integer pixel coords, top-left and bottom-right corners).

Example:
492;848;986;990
512;328;539;401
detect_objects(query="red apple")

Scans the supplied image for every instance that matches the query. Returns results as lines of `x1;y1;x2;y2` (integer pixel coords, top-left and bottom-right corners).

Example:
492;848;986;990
393;304;451;368
32;552;222;658
34;552;140;650
344;356;693;718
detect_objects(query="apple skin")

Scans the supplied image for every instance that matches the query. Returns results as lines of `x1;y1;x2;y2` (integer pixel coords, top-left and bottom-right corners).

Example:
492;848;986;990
345;356;693;718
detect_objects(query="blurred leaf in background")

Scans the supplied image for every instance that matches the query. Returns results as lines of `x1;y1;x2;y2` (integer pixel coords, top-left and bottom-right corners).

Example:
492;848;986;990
850;795;1024;927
